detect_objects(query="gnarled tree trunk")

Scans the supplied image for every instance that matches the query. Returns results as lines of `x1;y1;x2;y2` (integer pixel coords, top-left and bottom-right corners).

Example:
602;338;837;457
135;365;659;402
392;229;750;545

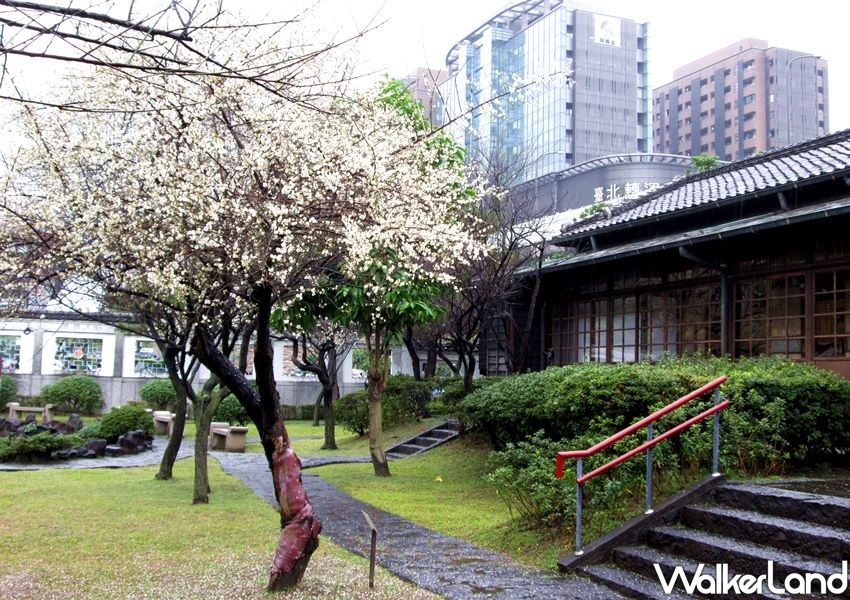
193;286;321;590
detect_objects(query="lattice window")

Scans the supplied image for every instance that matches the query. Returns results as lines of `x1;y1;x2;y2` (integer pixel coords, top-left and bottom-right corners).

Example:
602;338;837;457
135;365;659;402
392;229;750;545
734;275;806;359
813;269;850;359
0;335;21;373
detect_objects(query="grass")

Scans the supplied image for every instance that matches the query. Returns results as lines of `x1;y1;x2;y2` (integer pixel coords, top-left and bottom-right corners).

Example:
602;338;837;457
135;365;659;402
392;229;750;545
0;457;438;599
313;432;572;569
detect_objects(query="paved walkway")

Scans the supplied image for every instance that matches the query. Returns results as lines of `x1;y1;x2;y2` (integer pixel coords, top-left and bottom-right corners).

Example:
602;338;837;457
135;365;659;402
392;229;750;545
0;442;621;599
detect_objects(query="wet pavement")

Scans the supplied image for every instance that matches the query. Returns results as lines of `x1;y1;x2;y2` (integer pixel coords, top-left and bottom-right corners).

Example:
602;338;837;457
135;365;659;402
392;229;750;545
0;441;622;599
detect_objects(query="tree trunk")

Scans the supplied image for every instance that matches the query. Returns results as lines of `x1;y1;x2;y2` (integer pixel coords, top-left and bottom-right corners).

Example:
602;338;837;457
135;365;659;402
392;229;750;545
193;293;321;591
321;349;338;450
463;348;476;395
366;331;390;477
402;325;421;380
424;337;437;378
193;415;211;503
322;383;338;450
155;347;188;481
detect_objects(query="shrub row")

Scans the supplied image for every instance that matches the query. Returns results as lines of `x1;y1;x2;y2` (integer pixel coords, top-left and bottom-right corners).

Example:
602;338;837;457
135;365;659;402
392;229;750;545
335;374;432;435
466;357;850;528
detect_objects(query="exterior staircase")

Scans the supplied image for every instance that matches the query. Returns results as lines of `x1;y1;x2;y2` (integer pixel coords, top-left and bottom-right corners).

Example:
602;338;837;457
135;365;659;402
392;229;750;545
564;480;850;599
385;419;460;459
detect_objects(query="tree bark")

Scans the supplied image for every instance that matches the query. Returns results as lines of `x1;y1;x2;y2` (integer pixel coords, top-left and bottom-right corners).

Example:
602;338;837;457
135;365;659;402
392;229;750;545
193;292;321;590
402;325;421;380
155;347;188;481
366;330;390;477
321;349;338;450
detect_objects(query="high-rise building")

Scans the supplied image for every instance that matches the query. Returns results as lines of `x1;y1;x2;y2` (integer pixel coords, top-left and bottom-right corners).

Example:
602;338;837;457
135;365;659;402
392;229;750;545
437;0;651;185
402;68;446;125
653;38;829;161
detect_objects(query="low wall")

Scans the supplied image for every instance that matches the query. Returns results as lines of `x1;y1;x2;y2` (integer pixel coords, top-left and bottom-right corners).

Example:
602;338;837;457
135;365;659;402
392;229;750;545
7;373;367;413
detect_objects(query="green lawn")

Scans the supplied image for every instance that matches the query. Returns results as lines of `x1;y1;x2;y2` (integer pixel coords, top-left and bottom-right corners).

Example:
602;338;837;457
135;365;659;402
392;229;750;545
313;433;572;569
0;458;437;599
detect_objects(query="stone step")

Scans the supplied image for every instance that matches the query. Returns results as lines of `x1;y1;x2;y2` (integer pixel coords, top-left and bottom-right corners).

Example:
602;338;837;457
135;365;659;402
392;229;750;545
715;483;850;531
613;545;787;600
647;525;850;597
579;563;694;600
682;504;850;560
426;428;457;439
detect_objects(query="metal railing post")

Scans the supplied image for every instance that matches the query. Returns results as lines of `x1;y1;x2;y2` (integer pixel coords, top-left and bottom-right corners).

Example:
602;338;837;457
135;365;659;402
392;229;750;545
645;422;654;514
575;457;583;555
712;388;721;476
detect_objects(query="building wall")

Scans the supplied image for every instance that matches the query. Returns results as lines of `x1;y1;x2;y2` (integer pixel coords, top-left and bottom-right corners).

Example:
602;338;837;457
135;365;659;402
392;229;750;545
0;317;366;412
653;39;828;160
537;216;850;380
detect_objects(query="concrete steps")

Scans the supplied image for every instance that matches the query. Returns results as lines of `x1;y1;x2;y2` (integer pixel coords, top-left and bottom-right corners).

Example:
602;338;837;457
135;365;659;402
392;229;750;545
571;481;850;599
385;419;460;459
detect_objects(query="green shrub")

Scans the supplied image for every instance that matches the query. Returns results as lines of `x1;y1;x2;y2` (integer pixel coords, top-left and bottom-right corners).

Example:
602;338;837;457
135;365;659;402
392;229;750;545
0;374;17;406
138;379;177;411
484;431;575;527
429;376;500;417
464;356;850;475
335;390;369;435
0;432;84;462
39;375;103;415
99;405;154;442
335;374;427;435
213;394;249;426
76;420;103;440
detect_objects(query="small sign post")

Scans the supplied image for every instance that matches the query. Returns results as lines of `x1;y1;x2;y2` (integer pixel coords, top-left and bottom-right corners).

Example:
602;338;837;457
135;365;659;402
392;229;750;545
361;510;378;588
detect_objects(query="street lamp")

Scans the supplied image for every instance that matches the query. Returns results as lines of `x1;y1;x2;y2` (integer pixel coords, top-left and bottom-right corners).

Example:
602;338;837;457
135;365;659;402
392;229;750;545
785;54;820;145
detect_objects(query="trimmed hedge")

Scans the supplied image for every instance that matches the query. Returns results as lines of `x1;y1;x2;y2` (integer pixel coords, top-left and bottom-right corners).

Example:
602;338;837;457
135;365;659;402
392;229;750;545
99;405;154;442
0;375;17;407
138;379;177;411
335;374;432;435
39;375;103;415
213;394;250;426
461;356;850;470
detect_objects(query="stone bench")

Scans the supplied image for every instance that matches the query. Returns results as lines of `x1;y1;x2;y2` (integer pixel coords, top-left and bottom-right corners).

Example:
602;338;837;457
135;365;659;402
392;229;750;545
152;411;176;437
209;423;248;453
6;402;55;424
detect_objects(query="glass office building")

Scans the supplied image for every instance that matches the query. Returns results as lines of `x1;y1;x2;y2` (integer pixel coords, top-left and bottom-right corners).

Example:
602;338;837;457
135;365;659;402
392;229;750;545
438;0;650;184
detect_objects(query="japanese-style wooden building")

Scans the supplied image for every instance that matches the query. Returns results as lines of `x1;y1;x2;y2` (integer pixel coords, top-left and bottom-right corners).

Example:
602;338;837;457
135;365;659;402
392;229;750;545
491;129;850;379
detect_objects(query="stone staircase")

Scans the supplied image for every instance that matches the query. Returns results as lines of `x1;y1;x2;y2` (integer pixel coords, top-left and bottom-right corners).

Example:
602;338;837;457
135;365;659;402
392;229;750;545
567;481;850;599
385;419;460;459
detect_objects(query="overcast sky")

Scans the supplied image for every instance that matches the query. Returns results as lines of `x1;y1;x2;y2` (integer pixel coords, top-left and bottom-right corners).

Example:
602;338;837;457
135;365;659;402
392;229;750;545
281;0;850;132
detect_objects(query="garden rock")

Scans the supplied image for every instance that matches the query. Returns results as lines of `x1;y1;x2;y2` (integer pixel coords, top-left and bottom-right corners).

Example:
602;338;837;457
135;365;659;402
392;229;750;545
117;430;153;454
104;445;123;457
84;439;108;455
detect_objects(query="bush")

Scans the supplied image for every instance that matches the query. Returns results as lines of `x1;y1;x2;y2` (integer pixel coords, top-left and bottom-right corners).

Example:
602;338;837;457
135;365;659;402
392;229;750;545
335;374;428;435
429;376;500;417
99;405;154;442
213;394;249;426
463;356;850;474
138;379;177;411
39;375;103;415
484;431;575;527
0;432;84;462
76;420;103;440
0;374;17;407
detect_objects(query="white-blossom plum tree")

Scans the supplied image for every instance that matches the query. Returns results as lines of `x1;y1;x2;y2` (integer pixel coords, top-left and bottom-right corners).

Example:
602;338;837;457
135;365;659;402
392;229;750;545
0;30;483;590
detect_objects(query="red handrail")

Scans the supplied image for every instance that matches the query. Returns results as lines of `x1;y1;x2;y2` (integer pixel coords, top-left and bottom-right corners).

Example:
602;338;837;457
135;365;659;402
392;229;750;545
555;375;727;479
577;400;731;485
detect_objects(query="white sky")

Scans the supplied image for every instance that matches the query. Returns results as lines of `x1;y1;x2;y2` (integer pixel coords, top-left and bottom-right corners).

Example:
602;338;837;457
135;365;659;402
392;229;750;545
280;0;850;132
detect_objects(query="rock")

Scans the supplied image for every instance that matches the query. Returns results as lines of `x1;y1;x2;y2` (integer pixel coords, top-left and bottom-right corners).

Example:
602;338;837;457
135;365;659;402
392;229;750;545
104;445;123;457
117;430;150;454
79;449;98;459
52;448;79;459
67;414;84;432
84;439;108;456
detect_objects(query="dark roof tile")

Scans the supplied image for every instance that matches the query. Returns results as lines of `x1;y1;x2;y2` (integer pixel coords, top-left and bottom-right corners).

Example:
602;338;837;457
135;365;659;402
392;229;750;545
557;129;850;241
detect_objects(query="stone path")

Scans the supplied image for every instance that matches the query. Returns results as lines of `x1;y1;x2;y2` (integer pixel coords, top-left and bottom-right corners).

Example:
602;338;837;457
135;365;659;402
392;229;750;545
0;442;621;599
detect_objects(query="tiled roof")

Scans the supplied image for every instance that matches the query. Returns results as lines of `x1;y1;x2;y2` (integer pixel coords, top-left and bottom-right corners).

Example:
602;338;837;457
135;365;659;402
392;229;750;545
555;129;850;242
